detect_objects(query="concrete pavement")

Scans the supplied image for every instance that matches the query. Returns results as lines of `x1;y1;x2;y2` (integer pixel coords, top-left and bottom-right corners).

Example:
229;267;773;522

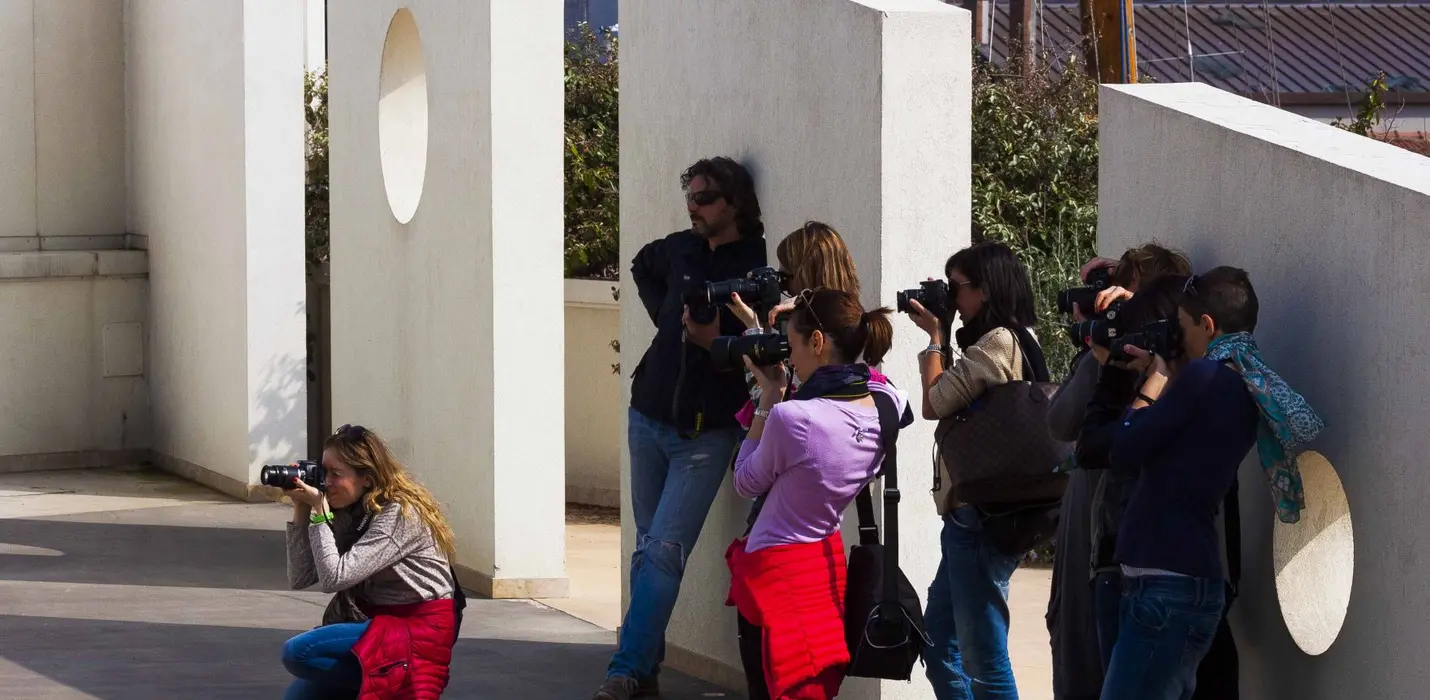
0;467;735;699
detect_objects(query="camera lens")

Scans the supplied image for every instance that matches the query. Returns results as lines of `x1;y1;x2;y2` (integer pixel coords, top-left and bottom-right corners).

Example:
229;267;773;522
709;333;790;372
260;464;304;488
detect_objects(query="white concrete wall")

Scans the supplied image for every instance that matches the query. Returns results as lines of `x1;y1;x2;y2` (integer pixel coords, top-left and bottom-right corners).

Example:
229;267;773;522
565;279;622;508
619;1;969;694
0;0;126;241
1099;82;1430;700
127;0;307;494
0;255;150;469
329;0;567;597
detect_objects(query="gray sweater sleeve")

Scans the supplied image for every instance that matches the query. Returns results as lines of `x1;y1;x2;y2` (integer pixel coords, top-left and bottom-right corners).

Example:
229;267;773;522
1046;350;1100;442
286;522;318;590
307;506;426;594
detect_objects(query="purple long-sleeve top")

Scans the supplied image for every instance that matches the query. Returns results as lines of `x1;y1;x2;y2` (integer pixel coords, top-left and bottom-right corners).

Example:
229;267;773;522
734;381;909;553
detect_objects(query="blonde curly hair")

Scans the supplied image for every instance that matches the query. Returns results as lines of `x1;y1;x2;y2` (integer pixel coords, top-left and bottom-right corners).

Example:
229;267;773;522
325;424;457;560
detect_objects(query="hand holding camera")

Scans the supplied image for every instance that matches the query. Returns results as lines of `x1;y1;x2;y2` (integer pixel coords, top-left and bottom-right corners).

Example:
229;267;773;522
743;355;788;407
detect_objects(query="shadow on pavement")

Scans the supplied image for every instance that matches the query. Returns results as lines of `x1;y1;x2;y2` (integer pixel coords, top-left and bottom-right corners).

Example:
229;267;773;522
0;614;739;699
0;517;292;591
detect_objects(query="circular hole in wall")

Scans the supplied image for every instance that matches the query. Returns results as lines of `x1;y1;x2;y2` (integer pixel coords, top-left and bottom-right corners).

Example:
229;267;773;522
377;8;428;224
1272;450;1354;655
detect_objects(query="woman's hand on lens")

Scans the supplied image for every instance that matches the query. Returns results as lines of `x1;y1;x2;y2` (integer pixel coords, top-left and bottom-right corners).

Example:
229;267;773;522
766;300;796;330
1119;345;1167;377
1080;256;1120;282
908;300;942;340
744;356;787;405
1095;286;1133;312
1071;302;1089;323
726;292;759;330
284;477;324;509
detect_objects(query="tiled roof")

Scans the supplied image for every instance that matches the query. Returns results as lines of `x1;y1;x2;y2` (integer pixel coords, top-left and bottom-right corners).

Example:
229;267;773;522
987;2;1430;104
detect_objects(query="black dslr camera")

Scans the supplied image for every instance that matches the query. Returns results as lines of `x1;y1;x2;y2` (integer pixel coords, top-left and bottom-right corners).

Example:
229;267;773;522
685;266;786;325
1066;300;1130;349
1057;266;1113;316
701;267;793;371
1110;319;1183;364
260;460;326;492
896;280;952;319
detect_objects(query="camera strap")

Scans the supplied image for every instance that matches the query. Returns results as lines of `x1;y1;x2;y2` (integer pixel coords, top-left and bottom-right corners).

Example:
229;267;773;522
674;329;704;441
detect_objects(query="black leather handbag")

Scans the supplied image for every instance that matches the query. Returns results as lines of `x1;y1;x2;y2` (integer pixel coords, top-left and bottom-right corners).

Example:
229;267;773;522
845;391;931;680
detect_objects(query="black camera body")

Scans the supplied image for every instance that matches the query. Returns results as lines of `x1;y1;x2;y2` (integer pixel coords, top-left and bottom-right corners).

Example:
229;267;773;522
710;332;791;371
1066;300;1129;348
686;266;785;325
1110;319;1183;364
896;279;952;318
260;460;326;492
1057;266;1113;315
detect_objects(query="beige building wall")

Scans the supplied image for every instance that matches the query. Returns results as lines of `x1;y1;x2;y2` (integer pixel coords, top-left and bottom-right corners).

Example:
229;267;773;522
1099;82;1430;700
127;0;307;495
565;279;622;508
618;1;970;695
328;0;568;598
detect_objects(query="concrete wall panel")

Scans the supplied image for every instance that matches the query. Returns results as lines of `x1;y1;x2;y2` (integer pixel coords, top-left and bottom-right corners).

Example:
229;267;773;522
1099;82;1430;700
34;0;126;238
0;0;36;238
329;0;567;595
619;1;968;693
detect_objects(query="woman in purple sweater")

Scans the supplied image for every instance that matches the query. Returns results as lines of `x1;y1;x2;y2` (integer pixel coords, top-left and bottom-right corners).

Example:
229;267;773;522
725;289;910;700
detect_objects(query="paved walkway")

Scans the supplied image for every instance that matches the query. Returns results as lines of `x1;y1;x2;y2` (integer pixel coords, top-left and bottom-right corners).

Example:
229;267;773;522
0;467;734;699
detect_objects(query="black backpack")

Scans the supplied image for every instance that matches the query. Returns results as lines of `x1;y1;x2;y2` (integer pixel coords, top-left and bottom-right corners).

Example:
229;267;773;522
844;391;931;679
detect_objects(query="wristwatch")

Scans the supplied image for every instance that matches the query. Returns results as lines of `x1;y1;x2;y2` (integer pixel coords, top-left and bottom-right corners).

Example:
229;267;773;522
754;407;772;419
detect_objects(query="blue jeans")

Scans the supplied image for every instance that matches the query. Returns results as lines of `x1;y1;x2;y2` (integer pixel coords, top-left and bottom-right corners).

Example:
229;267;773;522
1100;575;1223;700
922;506;1022;700
607;408;740;681
282;621;370;700
1093;569;1122;672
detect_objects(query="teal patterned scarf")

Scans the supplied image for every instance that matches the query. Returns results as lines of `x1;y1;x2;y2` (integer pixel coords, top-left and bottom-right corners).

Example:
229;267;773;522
1205;332;1324;523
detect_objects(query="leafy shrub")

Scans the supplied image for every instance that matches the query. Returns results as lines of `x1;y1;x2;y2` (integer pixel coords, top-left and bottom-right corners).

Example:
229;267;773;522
565;24;620;280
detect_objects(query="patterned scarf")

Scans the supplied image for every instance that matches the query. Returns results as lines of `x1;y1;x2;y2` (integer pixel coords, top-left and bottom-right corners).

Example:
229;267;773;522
1205;332;1324;524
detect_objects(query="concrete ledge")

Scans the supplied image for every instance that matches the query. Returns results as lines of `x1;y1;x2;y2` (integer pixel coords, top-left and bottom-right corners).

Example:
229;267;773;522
0;449;153;474
0;250;148;280
566;484;620;509
148;450;271;503
565;278;620;309
0;234;137;253
454;562;570;600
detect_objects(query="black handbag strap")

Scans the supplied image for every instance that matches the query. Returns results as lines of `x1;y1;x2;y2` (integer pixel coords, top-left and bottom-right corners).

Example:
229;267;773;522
856;391;904;605
1007;325;1051;383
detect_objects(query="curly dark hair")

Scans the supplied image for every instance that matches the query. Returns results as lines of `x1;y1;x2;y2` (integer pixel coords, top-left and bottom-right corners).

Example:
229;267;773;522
680;157;764;238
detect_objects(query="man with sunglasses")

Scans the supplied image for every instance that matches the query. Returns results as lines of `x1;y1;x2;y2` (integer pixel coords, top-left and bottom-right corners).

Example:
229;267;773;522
594;157;767;700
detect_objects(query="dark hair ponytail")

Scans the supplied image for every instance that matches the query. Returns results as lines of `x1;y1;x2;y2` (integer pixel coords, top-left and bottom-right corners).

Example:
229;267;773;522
859;308;894;366
790;290;894;366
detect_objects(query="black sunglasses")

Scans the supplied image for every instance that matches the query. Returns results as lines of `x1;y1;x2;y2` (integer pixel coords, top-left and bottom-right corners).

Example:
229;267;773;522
1182;274;1200;296
793;288;825;330
334;424;366;440
685;190;725;207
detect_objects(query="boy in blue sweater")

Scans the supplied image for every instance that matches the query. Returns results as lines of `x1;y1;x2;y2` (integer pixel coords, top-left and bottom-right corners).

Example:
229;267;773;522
1099;267;1261;700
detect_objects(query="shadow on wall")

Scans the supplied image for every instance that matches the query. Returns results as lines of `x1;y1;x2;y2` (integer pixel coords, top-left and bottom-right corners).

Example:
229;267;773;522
248;300;312;478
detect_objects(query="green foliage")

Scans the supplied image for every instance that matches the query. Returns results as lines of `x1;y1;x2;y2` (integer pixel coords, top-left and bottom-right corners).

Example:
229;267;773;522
565;25;620;280
971;54;1101;379
1332;71;1388;137
305;68;330;275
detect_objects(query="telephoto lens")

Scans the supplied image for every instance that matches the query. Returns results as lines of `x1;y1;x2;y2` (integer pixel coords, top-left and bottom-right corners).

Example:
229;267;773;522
709;333;791;371
260;460;325;491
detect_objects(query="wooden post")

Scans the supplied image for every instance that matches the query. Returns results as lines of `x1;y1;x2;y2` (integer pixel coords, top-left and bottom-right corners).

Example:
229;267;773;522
1081;0;1138;83
1009;0;1035;71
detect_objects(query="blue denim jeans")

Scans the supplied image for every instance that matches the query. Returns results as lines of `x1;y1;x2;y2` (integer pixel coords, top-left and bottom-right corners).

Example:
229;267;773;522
282;621;370;700
1093;569;1123;673
922;506;1022;700
1100;574;1223;700
607;407;740;681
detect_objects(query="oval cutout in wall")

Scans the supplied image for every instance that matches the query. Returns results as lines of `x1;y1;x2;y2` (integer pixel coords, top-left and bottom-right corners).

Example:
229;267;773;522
1273;450;1353;655
378;8;428;224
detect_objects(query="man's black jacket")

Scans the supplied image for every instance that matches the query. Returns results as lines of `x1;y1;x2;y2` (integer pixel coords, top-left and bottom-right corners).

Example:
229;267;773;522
629;229;767;434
